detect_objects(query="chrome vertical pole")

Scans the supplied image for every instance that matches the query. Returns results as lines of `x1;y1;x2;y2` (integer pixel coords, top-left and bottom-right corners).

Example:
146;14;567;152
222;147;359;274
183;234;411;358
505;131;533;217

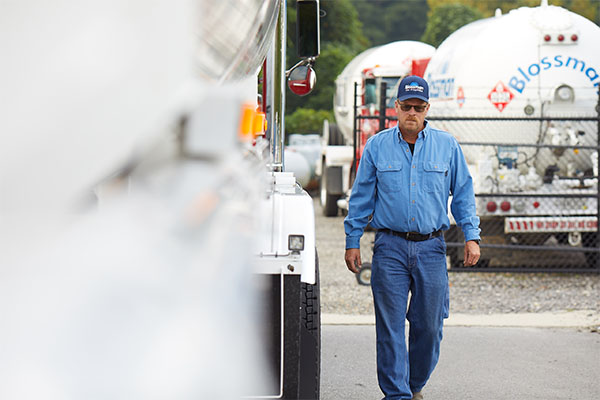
266;0;286;172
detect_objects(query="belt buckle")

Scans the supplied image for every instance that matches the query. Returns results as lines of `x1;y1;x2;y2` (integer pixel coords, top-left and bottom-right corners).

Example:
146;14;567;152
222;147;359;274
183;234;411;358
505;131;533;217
405;232;411;240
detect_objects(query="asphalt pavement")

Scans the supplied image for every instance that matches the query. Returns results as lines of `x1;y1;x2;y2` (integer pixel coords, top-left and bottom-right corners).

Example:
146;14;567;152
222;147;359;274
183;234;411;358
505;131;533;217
321;323;600;400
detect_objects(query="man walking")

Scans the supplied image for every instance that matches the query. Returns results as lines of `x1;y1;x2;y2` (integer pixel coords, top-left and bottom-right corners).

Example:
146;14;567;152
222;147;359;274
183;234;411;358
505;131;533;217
344;76;481;400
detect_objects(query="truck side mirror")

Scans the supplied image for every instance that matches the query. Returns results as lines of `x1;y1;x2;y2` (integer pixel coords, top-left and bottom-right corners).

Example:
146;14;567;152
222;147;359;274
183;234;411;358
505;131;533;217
287;64;317;96
296;0;320;58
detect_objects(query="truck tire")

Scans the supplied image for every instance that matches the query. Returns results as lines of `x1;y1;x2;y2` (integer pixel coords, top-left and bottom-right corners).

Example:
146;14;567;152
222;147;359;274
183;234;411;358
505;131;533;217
298;251;321;399
355;262;372;286
320;121;345;217
320;162;340;217
327;122;344;146
281;251;321;399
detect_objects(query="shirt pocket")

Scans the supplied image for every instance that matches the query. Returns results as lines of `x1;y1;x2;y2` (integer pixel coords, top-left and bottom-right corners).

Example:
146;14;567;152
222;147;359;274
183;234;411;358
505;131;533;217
376;161;403;192
423;161;449;192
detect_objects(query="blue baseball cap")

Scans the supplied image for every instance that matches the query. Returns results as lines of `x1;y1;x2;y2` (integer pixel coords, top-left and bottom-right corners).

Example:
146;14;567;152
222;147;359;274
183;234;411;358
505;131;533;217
397;75;429;102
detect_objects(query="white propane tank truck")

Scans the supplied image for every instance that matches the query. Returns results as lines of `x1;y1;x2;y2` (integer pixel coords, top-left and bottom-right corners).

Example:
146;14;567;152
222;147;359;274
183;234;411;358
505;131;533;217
1;0;321;398
424;0;599;270
318;40;435;216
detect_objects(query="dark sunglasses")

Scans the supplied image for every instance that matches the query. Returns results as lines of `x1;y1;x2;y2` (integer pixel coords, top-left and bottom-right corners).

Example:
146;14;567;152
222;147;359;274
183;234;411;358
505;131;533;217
398;103;427;113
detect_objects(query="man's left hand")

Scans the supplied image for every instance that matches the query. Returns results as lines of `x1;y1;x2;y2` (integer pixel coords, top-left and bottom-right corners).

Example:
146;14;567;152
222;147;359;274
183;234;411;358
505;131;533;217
463;240;481;266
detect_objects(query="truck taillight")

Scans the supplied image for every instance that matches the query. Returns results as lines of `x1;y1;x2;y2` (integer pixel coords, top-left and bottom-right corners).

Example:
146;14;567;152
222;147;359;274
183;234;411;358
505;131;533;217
544;34;551;42
558;34;565;42
571;34;578;42
487;201;497;212
533;201;540;209
500;201;511;212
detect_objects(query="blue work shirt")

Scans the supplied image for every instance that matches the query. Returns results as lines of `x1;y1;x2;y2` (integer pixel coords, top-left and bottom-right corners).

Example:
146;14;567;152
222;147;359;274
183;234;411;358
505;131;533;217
344;122;481;249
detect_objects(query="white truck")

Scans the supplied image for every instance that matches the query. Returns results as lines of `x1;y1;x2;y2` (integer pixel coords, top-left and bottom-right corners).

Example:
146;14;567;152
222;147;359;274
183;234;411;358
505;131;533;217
318;40;435;216
0;0;321;398
424;0;599;269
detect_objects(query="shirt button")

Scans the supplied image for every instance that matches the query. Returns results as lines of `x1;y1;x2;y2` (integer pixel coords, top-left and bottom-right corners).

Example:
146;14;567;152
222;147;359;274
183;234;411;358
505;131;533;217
412;182;415;186
406;149;409;152
412;165;416;168
412;200;415;203
412;217;415;221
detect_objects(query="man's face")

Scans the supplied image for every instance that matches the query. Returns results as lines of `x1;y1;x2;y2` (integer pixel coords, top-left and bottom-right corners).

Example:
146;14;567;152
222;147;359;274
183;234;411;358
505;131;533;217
395;98;429;135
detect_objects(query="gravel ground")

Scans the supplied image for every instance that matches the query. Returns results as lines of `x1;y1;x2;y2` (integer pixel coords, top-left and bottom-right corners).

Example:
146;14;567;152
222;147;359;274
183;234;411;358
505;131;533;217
313;197;600;316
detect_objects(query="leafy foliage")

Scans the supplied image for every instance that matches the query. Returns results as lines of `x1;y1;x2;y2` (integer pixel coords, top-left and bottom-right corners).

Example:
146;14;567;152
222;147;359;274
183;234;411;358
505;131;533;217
427;0;598;23
286;0;367;114
351;0;429;45
286;108;334;134
319;0;369;52
421;3;483;47
287;43;356;113
283;0;599;135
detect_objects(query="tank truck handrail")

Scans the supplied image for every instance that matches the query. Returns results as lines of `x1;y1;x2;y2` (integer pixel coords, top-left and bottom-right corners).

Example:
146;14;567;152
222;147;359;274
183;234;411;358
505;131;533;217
447;242;600;253
596;91;600;270
427;117;600;122
357;115;599;122
352;81;358;176
378;81;388;133
476;193;597;198
449;142;599;150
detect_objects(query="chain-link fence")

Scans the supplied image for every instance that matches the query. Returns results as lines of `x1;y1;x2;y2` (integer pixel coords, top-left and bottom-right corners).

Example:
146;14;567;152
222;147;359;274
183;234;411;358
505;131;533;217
353;82;600;272
429;116;599;272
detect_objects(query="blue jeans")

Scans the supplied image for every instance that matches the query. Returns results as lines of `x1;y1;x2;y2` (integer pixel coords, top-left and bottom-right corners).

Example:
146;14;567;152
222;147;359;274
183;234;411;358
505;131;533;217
371;230;449;400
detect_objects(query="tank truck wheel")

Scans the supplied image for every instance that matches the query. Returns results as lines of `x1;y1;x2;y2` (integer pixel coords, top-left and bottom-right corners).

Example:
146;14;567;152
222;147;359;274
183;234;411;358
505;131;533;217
298;250;321;399
320;123;345;217
320;157;340;217
281;251;320;399
328;122;344;146
355;262;372;286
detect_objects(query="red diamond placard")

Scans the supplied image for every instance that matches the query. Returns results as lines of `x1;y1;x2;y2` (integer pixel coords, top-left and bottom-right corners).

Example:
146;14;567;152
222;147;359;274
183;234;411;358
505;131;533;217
457;86;465;108
487;81;514;112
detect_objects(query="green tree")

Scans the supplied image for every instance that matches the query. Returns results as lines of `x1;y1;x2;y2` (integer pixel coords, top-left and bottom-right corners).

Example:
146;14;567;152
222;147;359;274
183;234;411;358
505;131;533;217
286;0;367;114
318;0;369;52
352;0;429;45
421;3;483;47
286;108;334;134
426;0;598;24
558;0;599;23
350;1;387;45
291;43;356;112
383;1;429;42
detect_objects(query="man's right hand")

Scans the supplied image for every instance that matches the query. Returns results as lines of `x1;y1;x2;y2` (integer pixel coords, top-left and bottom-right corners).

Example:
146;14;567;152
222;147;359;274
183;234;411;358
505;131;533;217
345;248;362;273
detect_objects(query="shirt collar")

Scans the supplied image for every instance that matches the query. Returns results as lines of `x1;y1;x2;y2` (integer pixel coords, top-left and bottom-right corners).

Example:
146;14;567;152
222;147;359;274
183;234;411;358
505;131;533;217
396;120;430;143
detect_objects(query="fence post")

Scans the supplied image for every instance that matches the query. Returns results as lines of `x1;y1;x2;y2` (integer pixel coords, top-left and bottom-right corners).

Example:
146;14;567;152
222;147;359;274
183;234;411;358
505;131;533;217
353;81;358;175
596;90;600;270
379;81;387;132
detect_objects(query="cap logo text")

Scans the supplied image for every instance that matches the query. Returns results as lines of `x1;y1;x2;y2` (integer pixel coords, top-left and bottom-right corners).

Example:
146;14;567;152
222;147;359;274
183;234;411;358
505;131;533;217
405;82;424;92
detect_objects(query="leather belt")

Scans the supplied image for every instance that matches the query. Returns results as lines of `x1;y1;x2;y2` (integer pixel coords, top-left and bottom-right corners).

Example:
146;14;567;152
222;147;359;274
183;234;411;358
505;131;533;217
379;228;443;242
